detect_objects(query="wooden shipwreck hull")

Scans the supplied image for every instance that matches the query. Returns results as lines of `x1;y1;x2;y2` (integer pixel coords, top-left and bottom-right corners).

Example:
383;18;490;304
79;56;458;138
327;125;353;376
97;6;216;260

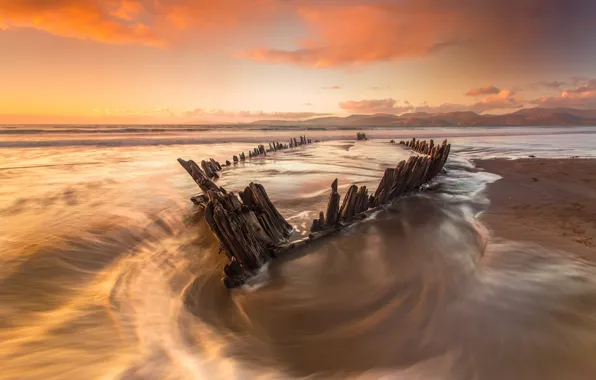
178;136;451;288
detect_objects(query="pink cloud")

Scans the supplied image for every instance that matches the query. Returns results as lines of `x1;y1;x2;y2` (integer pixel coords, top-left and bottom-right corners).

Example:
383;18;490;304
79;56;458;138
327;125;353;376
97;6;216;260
338;98;470;115
466;85;501;96
339;89;524;115
410;102;469;114
538;80;566;89
531;79;596;109
184;108;329;121
339;98;409;114
469;89;524;112
4;0;595;71
241;0;596;68
243;1;461;68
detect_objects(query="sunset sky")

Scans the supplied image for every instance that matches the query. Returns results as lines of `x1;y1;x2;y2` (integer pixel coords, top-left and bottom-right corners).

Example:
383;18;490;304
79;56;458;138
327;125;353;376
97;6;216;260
1;0;596;124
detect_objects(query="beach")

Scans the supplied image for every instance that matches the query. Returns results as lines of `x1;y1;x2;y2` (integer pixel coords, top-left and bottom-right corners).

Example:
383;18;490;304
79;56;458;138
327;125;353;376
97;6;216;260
476;158;596;260
2;126;596;379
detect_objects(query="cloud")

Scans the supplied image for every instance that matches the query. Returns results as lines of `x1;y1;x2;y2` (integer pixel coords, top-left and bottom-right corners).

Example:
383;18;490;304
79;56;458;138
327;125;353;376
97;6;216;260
159;0;276;34
338;98;466;115
4;0;596;69
339;90;523;115
466;85;501;96
0;0;165;46
0;0;274;46
184;108;329;121
90;106;329;122
242;0;596;67
571;76;592;85
410;92;523;114
566;79;596;94
322;85;341;90
410;102;469;114
113;0;144;21
339;98;409;114
530;79;596;109
338;98;463;115
538;80;566;89
469;89;523;112
243;1;462;68
94;106;176;117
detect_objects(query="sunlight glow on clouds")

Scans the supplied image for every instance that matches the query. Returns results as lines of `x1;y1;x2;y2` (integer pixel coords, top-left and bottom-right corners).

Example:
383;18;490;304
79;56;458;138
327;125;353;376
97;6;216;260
466;85;502;97
1;0;596;123
531;79;596;109
339;88;524;115
0;0;164;46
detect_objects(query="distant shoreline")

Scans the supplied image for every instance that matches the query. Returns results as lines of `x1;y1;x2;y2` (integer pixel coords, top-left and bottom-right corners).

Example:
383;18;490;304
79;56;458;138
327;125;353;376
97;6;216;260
2;125;596;134
4;107;596;128
2;126;596;149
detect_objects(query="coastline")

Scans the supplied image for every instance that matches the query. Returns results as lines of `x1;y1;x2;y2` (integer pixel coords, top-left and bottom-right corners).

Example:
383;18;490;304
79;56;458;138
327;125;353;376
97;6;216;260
474;158;596;261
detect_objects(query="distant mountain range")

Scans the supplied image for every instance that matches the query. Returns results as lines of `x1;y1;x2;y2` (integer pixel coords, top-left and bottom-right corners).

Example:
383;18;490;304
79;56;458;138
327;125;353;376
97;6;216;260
253;108;596;127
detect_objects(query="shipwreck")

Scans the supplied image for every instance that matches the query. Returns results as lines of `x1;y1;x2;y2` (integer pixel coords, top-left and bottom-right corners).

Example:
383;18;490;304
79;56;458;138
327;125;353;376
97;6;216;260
178;136;451;287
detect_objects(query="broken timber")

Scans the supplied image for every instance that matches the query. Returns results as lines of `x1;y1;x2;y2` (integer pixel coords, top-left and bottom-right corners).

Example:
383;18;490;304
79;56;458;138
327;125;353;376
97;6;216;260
184;137;313;198
178;136;450;288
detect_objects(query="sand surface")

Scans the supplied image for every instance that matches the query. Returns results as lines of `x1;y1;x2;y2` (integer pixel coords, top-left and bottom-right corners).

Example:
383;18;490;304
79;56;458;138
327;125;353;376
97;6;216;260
476;159;596;260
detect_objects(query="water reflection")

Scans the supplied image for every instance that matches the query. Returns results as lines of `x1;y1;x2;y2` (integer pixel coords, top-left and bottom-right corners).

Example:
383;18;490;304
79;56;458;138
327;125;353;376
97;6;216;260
1;136;596;379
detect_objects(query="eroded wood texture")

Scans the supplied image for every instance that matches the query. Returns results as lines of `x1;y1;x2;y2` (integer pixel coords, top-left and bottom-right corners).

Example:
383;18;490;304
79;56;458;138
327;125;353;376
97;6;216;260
178;137;450;288
309;138;451;235
203;184;292;287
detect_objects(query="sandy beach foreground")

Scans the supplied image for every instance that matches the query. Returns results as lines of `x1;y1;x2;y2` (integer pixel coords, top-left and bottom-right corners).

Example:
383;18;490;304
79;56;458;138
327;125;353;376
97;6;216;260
476;159;596;260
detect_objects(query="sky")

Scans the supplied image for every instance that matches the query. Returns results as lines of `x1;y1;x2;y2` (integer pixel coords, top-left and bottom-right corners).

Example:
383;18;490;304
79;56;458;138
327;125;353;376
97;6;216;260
1;0;596;124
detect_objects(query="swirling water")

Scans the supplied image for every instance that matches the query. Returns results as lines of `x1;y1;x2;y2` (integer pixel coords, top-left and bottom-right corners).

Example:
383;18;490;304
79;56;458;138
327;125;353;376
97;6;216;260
1;126;596;379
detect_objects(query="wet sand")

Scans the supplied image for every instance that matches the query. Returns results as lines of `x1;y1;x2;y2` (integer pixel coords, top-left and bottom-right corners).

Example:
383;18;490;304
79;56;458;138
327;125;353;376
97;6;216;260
476;159;596;260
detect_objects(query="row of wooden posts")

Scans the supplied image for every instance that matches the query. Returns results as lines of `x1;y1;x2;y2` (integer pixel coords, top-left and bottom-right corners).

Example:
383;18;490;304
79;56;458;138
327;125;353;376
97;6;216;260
190;136;314;181
233;135;312;164
400;137;448;156
178;135;450;288
308;138;451;234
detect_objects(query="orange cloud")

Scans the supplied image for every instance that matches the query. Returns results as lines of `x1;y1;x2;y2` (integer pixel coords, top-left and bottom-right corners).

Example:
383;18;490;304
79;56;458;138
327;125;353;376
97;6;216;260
160;0;276;32
469;89;523;112
0;0;164;46
339;98;470;115
113;0;144;21
339;98;408;114
466;85;501;97
243;0;596;67
3;0;595;69
0;0;275;46
531;79;596;109
184;109;329;121
244;1;460;67
340;89;523;115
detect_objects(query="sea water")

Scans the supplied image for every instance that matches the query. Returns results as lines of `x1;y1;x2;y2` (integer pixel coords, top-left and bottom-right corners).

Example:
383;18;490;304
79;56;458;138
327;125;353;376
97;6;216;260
1;126;596;379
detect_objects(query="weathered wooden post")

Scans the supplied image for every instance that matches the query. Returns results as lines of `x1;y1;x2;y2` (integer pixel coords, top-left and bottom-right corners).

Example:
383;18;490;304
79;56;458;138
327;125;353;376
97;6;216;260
324;179;341;227
178;136;451;288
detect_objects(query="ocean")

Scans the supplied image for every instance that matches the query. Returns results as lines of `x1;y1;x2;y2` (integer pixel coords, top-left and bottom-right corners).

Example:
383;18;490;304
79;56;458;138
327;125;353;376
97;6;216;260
1;125;596;379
